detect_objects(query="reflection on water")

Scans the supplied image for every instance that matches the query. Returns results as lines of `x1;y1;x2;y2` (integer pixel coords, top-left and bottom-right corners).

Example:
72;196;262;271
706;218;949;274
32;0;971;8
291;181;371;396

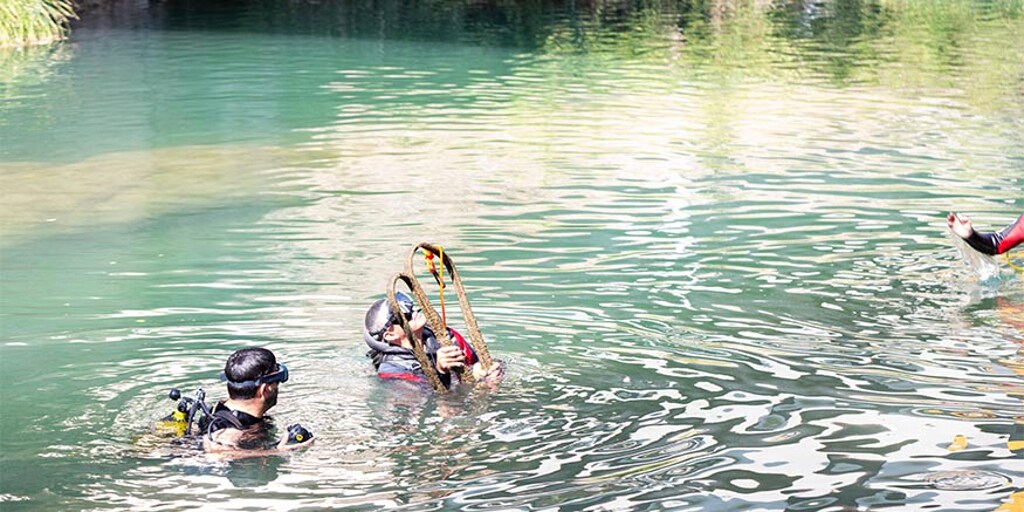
0;145;314;246
1;0;1023;510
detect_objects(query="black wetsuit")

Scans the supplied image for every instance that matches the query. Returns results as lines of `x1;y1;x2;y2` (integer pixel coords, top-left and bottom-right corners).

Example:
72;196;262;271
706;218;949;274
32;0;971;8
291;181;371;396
199;402;273;450
201;402;261;432
964;214;1024;255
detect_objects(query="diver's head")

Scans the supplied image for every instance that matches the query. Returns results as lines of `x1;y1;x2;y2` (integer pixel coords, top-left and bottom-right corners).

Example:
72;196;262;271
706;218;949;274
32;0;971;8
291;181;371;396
364;292;424;348
223;348;288;412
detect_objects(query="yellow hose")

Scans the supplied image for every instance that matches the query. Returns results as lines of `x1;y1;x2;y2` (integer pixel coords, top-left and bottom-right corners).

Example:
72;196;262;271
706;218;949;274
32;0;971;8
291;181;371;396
1006;252;1024;275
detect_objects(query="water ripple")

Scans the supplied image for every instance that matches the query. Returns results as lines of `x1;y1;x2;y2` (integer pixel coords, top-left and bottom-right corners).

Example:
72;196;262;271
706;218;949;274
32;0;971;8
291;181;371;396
2;2;1023;510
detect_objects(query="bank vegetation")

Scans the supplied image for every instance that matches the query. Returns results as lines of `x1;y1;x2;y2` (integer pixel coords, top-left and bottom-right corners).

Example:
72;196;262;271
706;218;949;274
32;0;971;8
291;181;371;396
1;0;77;48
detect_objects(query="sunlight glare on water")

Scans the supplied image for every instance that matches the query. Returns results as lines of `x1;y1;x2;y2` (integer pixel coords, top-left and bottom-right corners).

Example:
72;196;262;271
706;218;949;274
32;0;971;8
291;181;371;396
1;1;1023;510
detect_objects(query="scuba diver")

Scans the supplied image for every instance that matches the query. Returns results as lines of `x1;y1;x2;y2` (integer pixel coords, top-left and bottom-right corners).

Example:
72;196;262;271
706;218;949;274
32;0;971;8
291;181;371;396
363;291;502;389
947;212;1024;256
162;347;313;454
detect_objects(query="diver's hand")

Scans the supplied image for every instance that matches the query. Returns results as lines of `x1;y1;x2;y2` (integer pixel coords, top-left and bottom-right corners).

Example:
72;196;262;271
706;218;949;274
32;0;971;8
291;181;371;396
948;212;974;239
409;310;427;332
472;360;506;382
436;345;466;374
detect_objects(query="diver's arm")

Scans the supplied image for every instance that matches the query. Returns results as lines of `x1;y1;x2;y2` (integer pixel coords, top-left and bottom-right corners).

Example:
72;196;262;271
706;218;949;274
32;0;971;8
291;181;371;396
203;428;245;452
203;429;314;456
964;230;1001;255
275;436;315;451
993;215;1024;254
948;213;1024;255
204;442;314;459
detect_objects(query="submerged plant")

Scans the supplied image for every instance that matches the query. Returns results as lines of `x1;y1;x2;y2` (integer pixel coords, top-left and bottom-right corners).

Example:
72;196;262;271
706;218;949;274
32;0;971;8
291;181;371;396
0;0;78;48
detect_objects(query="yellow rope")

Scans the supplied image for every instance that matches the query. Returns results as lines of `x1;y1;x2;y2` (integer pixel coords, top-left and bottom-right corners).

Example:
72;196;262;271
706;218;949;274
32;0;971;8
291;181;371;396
1006;252;1024;275
438;246;447;330
423;247;448;330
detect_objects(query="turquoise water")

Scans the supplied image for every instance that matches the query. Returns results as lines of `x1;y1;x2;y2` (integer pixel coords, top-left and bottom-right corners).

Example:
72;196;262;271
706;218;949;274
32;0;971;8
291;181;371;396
1;1;1023;509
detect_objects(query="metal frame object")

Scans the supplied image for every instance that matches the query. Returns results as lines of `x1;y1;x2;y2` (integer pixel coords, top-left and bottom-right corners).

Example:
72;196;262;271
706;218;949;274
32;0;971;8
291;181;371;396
384;242;494;393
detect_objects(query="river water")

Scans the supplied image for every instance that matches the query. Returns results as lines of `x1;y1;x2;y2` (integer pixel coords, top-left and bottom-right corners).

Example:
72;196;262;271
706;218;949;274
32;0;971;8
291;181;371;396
1;1;1022;510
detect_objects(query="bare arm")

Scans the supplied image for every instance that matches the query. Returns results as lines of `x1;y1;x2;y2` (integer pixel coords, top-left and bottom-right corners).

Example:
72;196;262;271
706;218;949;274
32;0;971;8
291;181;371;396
203;428;314;457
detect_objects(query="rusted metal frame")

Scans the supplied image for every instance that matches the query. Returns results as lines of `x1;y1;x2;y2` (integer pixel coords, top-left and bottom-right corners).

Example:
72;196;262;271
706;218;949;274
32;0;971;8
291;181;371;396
406;242;494;372
386;273;446;392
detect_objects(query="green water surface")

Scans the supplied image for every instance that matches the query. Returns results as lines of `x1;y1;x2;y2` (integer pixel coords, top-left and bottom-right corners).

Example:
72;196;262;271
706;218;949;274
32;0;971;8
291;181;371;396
1;1;1023;510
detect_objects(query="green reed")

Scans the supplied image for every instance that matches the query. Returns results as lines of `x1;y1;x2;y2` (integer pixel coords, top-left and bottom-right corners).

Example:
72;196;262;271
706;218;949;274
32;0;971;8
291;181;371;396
0;0;77;48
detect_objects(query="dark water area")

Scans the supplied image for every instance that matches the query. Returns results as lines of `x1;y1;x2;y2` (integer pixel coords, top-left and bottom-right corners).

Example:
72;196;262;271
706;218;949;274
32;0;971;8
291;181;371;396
1;0;1023;510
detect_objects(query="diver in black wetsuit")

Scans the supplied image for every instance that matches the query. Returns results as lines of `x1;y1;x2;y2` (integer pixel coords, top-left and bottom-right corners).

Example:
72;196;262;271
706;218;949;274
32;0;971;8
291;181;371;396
201;347;313;453
947;212;1024;256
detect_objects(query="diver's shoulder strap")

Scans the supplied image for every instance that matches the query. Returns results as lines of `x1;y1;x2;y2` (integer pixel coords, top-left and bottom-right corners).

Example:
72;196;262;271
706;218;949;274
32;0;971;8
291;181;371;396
206;408;245;438
215;410;245;429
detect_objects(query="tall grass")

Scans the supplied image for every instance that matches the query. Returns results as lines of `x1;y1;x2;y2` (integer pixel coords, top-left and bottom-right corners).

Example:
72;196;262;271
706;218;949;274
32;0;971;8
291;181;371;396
0;0;78;48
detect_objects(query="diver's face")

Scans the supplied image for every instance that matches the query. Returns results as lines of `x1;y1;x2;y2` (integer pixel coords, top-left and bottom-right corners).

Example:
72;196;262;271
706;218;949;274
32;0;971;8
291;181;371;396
383;310;426;348
261;382;279;411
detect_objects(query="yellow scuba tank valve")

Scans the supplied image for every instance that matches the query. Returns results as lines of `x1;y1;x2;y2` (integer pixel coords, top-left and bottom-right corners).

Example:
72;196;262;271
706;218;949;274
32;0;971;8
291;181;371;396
156;387;212;437
156;408;188;436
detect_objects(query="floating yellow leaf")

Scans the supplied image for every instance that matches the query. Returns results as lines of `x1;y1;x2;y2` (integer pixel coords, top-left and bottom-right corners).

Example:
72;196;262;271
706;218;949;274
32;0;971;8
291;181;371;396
947;435;968;451
995;491;1024;512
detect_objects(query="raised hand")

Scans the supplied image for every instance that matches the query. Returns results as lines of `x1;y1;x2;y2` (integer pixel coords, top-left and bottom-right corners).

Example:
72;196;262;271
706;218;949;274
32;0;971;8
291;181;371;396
947;212;974;240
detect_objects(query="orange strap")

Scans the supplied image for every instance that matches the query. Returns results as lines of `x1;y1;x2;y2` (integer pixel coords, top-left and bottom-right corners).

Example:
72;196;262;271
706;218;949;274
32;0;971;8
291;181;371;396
424;248;448;329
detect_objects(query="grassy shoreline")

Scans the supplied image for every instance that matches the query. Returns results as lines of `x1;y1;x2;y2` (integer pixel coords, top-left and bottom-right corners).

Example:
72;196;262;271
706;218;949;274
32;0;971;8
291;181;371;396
0;0;78;48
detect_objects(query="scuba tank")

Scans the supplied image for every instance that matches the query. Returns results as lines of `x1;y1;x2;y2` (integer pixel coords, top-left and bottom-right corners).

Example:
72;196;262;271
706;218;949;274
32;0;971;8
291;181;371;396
156;388;212;437
156;397;189;436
